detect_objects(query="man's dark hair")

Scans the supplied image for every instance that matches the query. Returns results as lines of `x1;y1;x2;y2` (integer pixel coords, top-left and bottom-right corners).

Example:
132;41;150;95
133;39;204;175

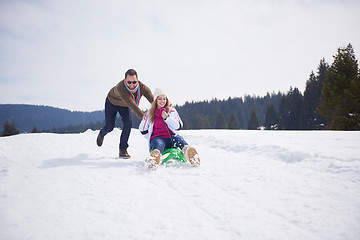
125;69;138;79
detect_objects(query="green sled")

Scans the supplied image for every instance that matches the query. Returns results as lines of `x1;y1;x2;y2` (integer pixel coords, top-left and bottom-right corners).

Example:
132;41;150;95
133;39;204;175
161;148;187;164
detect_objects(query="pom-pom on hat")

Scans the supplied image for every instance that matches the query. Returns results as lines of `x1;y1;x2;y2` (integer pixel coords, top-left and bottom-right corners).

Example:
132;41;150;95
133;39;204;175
153;88;166;100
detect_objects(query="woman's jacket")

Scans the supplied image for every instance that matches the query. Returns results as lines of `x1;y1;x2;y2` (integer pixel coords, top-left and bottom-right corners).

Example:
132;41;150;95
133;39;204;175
139;107;183;145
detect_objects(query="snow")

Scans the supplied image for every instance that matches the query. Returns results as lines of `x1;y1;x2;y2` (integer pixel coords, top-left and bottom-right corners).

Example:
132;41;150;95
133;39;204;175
1;129;360;240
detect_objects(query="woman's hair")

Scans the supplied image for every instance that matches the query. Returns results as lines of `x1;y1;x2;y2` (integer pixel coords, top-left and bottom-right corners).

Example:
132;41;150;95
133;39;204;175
148;96;171;123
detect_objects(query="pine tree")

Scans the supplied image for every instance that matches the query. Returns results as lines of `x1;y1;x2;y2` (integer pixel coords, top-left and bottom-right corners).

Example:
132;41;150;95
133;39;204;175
1;120;20;137
277;96;288;130
315;59;330;128
228;112;239;129
215;112;227;129
247;108;259;130
193;114;204;129
203;115;212;129
278;87;303;130
318;44;360;130
303;71;319;129
303;59;329;129
31;126;41;133
264;103;277;130
182;119;189;130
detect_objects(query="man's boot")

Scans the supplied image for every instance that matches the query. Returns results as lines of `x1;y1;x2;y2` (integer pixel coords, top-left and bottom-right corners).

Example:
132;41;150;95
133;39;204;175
119;149;131;159
97;131;105;147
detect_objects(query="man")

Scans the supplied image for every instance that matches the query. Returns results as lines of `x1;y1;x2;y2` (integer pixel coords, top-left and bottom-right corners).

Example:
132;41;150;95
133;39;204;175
97;69;154;158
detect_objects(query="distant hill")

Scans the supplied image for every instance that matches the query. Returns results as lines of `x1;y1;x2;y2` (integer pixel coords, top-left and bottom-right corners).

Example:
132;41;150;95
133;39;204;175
0;104;104;132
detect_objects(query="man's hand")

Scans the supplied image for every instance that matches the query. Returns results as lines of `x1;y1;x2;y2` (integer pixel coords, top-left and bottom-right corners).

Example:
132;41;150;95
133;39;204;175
142;111;148;120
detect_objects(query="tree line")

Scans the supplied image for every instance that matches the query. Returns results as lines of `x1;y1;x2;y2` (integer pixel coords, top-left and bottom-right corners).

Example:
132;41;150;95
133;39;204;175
176;43;359;131
174;92;283;130
1;43;359;136
273;43;359;130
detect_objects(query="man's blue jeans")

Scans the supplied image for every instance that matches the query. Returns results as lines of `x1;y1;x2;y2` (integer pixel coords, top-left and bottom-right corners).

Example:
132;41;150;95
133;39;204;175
150;135;188;154
100;98;132;150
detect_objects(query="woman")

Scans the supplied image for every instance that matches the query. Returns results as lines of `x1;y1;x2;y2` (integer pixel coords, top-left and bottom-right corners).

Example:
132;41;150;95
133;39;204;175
139;88;200;169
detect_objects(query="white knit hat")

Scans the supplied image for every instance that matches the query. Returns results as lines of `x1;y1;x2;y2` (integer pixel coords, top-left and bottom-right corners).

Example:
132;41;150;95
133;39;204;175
153;88;166;99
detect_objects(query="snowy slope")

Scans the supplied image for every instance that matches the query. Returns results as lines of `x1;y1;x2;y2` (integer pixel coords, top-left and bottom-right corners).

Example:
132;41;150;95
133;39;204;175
0;129;359;240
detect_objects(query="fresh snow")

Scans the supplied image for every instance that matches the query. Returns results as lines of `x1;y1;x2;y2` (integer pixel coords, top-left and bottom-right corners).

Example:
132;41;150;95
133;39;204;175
0;129;360;240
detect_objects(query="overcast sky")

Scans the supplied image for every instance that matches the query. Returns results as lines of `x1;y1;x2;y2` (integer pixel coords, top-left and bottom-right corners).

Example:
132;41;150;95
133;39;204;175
1;0;359;112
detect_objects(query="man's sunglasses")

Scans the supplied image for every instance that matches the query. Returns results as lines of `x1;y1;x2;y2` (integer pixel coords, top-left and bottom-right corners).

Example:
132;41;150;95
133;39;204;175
127;81;137;84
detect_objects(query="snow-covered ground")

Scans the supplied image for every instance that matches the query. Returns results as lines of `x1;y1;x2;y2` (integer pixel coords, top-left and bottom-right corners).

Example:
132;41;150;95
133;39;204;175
0;129;359;240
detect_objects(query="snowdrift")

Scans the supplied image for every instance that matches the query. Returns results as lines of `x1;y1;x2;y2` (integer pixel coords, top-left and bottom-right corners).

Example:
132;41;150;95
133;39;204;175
1;129;359;240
